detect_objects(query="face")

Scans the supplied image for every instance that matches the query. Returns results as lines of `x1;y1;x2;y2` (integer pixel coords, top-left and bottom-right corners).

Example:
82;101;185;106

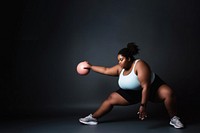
117;54;130;69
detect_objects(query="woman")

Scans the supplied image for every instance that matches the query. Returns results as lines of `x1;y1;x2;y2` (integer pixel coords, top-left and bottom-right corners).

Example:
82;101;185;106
79;42;184;129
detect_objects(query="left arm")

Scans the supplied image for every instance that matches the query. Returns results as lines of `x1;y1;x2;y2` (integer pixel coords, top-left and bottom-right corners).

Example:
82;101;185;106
135;60;152;120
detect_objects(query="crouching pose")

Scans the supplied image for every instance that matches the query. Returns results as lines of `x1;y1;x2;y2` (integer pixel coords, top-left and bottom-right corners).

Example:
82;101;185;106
79;42;184;129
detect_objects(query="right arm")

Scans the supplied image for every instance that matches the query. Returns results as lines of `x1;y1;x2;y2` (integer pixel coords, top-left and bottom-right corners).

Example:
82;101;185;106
85;61;122;76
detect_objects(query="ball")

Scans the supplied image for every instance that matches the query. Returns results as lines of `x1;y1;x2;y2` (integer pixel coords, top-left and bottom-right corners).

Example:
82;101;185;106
76;61;90;75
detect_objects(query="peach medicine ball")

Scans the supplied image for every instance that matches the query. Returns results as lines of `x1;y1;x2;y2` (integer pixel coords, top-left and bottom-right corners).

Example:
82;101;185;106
76;61;90;75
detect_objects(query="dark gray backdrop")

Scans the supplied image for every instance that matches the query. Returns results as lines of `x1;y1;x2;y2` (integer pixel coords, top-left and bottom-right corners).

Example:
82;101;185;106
1;0;200;115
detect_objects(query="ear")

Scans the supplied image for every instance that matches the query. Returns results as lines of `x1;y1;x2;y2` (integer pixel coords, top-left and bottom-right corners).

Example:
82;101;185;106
128;57;131;61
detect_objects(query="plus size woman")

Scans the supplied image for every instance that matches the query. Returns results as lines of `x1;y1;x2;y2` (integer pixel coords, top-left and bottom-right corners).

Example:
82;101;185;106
79;42;184;129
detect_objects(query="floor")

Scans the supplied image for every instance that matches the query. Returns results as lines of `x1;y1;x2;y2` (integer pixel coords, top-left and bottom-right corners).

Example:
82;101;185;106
0;105;199;133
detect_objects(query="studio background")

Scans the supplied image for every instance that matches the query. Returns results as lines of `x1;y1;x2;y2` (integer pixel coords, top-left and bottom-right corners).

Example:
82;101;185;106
1;0;200;116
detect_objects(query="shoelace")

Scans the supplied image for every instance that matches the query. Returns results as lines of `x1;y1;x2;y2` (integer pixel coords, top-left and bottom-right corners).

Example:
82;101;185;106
85;115;92;120
173;117;182;125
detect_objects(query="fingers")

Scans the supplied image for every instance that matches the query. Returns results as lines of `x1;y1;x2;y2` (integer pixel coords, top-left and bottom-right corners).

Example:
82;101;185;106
84;61;89;63
83;61;91;69
137;112;147;120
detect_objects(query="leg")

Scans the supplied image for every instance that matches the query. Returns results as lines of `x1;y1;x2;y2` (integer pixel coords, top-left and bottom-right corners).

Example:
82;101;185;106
155;84;177;118
92;92;129;119
154;84;184;128
79;92;131;125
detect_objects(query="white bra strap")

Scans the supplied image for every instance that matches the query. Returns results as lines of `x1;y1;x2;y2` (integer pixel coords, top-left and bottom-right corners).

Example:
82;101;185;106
133;59;140;71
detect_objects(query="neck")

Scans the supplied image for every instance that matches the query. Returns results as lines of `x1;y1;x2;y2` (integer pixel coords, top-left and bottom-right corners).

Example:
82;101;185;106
124;60;133;70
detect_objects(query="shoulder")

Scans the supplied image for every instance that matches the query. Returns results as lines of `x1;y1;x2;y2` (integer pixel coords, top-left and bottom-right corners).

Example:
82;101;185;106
135;59;150;70
137;59;147;64
115;64;123;74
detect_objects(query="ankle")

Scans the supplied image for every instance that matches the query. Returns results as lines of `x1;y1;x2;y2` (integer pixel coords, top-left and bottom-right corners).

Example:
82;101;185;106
91;114;98;119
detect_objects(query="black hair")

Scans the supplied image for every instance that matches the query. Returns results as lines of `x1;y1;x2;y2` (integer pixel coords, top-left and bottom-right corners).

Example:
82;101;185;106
118;42;139;61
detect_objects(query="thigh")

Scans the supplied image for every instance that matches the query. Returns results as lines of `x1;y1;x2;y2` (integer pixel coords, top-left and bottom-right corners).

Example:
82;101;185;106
149;74;167;102
108;92;130;106
157;84;174;99
152;84;174;102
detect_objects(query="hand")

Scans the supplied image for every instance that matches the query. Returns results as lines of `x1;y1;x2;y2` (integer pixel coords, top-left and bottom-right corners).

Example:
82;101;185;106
83;61;92;69
137;106;148;120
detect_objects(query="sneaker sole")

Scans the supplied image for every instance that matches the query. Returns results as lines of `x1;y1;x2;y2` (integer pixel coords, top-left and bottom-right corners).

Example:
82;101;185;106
170;122;184;129
79;119;98;125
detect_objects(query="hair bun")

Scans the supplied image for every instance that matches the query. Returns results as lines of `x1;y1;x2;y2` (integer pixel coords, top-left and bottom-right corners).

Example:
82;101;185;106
127;42;139;55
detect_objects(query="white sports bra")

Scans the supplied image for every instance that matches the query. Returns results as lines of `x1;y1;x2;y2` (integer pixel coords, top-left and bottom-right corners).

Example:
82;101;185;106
118;59;155;90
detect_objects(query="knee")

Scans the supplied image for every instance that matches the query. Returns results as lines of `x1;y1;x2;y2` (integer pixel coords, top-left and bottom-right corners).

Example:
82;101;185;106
106;93;117;105
166;89;175;97
159;86;175;100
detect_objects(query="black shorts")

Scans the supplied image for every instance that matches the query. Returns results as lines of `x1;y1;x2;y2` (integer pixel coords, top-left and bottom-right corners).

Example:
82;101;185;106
116;74;165;104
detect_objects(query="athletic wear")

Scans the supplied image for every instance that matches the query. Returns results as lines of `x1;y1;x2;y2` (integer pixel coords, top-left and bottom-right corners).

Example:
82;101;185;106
170;116;184;128
118;59;155;90
116;74;165;103
79;114;98;125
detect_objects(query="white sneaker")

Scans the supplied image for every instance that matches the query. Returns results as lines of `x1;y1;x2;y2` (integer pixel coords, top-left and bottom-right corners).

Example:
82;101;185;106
169;116;184;129
79;114;98;125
